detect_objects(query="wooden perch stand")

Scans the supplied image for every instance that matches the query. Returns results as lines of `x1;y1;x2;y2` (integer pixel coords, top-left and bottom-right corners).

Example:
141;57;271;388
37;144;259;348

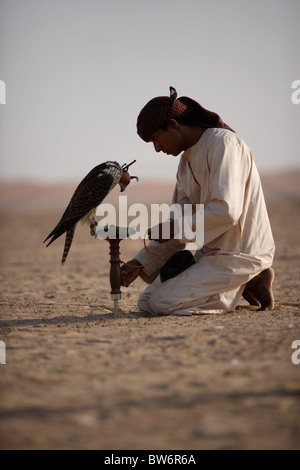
91;225;135;313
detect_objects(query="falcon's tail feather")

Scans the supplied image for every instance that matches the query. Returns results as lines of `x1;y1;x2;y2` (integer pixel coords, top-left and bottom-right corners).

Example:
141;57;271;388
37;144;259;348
61;226;76;265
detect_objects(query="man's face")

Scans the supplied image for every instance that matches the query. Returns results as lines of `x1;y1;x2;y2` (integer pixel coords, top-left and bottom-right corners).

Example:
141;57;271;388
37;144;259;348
149;121;184;156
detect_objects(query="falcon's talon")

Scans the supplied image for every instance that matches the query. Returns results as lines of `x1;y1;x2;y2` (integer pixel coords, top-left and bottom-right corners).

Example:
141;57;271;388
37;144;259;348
90;221;98;236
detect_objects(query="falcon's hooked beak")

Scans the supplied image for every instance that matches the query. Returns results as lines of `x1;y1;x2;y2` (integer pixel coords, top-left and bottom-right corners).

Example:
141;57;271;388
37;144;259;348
119;170;139;192
119;160;139;191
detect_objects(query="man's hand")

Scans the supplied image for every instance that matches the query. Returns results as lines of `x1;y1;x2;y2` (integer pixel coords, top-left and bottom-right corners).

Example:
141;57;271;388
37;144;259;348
147;220;175;243
120;259;143;287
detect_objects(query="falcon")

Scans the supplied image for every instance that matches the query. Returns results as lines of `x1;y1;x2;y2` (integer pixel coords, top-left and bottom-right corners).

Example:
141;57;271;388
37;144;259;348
44;160;138;264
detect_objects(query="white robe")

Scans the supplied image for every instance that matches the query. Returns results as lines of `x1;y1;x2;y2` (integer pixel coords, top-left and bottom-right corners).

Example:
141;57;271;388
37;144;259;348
135;128;275;315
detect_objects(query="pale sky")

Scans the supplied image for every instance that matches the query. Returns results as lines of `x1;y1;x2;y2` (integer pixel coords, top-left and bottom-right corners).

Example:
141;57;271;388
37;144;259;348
0;0;299;183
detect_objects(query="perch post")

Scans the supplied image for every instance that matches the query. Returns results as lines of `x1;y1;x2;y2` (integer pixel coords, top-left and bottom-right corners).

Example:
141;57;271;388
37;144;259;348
92;225;135;313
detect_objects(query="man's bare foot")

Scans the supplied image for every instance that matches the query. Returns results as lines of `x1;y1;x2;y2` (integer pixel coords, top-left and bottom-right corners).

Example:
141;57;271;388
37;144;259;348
242;268;275;311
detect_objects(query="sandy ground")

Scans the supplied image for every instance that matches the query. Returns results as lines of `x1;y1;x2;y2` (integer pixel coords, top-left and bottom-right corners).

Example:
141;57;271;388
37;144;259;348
0;175;300;450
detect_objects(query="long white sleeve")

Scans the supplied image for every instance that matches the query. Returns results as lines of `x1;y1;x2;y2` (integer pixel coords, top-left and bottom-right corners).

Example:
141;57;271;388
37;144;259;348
134;175;187;281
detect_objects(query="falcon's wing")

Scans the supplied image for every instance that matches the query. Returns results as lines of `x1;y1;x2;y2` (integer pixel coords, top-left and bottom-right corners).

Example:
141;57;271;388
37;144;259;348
44;166;116;247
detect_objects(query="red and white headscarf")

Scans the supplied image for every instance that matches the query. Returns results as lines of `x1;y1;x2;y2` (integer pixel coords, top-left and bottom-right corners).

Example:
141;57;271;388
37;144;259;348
137;86;234;142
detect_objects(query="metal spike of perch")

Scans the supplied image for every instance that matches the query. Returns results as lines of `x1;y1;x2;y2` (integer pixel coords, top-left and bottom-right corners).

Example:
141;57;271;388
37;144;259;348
91;225;136;313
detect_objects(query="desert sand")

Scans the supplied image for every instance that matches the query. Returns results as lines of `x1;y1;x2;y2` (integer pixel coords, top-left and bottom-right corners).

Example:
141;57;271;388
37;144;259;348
0;173;300;450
